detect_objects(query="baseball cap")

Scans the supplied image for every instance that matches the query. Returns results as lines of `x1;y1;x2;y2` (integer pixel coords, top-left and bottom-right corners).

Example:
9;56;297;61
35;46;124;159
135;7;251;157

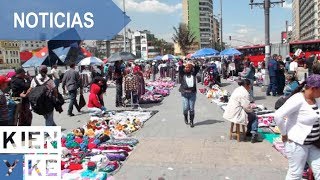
0;75;10;85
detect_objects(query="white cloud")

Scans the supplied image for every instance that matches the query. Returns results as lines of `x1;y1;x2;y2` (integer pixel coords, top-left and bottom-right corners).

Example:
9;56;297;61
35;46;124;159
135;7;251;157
117;0;182;14
282;2;292;9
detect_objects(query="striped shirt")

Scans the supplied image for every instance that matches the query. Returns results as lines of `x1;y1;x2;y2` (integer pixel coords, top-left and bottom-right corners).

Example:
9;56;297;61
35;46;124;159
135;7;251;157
304;104;320;145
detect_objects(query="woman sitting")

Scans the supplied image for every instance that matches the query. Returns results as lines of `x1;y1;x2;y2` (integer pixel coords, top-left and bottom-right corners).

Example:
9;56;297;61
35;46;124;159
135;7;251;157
283;73;299;97
88;77;106;116
223;79;260;143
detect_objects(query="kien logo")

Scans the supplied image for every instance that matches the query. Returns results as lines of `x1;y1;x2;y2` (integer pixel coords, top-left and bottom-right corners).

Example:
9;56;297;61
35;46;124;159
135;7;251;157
0;154;23;180
3;160;19;176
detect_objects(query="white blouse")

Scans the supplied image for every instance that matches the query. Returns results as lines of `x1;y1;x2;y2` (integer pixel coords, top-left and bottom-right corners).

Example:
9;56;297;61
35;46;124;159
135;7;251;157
185;76;194;88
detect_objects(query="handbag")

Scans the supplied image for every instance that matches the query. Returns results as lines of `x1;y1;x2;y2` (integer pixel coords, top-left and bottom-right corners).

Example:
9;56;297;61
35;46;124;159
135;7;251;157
79;94;86;109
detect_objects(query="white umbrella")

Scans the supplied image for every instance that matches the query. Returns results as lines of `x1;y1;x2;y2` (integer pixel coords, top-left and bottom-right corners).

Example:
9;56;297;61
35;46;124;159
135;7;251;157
162;54;175;60
78;57;103;66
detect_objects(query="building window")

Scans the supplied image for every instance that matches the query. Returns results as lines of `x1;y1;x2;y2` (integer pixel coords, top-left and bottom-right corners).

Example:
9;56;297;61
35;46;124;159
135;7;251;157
6;59;8;64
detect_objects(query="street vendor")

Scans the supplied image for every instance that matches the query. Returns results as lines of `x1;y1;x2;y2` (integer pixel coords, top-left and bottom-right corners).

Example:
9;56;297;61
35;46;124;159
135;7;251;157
223;79;260;143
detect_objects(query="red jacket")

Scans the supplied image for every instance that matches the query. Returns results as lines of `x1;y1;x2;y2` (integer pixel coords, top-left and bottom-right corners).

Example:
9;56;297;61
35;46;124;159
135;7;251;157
88;83;102;108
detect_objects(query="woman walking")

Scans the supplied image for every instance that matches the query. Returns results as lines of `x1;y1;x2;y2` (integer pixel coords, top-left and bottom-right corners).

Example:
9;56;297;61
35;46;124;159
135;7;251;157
274;74;320;179
179;62;199;128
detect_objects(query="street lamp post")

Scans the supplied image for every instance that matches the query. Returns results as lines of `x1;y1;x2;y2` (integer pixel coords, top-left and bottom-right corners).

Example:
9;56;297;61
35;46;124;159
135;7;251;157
220;0;223;50
123;0;126;52
249;0;285;89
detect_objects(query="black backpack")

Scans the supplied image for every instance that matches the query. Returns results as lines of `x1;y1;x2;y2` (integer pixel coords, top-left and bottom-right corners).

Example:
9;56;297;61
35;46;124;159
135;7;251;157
28;78;54;115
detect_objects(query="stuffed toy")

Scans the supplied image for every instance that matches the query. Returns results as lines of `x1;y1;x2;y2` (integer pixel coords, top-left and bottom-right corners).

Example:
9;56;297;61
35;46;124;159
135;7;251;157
86;129;96;138
73;128;85;137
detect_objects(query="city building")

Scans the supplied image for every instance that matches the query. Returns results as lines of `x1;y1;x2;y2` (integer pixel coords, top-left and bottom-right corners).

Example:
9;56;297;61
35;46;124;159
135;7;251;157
0;41;21;68
182;0;215;49
131;30;160;59
292;0;320;41
20;41;47;51
292;0;300;41
213;17;220;44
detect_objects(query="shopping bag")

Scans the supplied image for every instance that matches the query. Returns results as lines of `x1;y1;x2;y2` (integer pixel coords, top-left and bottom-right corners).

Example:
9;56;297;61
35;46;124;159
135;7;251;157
79;94;86;109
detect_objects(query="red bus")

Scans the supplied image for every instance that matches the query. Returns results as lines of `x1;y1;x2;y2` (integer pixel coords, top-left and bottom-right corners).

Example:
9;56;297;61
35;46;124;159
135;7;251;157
289;39;320;58
236;45;265;66
236;39;320;67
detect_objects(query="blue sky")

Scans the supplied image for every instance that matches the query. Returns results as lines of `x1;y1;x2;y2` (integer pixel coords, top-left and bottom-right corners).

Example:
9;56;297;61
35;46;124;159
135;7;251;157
114;0;292;46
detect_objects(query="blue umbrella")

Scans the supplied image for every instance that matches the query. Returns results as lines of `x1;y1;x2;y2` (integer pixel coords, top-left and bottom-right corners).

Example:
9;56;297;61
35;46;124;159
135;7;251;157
220;48;242;56
192;48;219;58
154;55;163;61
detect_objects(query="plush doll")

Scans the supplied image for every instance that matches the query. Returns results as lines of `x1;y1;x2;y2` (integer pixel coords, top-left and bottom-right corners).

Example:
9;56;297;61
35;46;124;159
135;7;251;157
73;128;85;137
85;129;96;138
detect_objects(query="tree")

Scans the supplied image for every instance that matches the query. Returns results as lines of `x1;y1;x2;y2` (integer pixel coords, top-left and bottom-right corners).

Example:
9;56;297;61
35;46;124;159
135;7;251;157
172;23;196;55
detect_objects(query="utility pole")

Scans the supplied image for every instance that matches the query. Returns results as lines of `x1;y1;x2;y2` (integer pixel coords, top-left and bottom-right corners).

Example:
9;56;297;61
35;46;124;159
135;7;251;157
123;0;126;52
220;0;223;50
249;0;285;89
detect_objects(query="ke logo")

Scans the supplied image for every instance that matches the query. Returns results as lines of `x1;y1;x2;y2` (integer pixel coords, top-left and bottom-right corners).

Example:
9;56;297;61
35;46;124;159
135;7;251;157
3;160;19;176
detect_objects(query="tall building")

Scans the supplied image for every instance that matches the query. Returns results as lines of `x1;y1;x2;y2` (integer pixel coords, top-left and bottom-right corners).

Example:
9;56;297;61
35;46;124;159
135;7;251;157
0;41;21;68
182;0;215;49
292;0;300;41
131;30;160;59
292;0;320;41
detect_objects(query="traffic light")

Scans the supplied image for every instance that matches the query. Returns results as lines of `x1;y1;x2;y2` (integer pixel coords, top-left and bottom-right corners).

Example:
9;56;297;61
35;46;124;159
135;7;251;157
229;36;232;41
250;0;254;3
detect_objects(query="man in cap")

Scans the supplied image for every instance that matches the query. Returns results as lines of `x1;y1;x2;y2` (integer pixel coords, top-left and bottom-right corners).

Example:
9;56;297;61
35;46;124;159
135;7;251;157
0;75;11;125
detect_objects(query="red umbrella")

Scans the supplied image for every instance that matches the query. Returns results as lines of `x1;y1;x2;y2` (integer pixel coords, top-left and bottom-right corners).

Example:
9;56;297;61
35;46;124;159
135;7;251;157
20;51;33;61
186;53;193;59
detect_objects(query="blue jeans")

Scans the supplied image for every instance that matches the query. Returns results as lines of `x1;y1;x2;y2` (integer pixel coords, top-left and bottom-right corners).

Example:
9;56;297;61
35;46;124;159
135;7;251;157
68;90;80;114
43;111;56;126
182;92;196;115
54;79;60;89
246;112;258;134
267;76;277;95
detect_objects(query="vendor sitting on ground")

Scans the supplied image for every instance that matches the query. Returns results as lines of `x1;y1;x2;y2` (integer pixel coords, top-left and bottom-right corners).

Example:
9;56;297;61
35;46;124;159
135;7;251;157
87;77;107;116
283;73;299;97
223;79;261;143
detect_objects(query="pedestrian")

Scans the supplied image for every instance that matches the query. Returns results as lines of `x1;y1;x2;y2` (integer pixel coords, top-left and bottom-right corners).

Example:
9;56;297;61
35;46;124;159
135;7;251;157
11;68;32;126
62;63;83;116
289;56;299;74
277;55;286;96
240;61;255;100
98;76;107;107
274;74;320;180
0;75;10;126
305;54;316;76
114;60;124;107
87;77;106;116
179;62;200;128
103;64;109;81
21;65;58;126
178;60;185;84
267;54;278;96
283;73;299;97
145;62;151;79
51;64;60;91
151;62;156;81
223;79;260;143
